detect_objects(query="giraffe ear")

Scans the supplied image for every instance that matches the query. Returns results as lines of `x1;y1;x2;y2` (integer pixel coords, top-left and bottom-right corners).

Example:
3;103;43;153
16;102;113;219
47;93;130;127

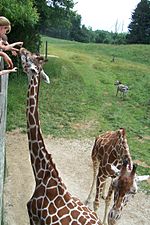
135;175;150;183
40;69;50;84
130;164;137;177
120;127;125;136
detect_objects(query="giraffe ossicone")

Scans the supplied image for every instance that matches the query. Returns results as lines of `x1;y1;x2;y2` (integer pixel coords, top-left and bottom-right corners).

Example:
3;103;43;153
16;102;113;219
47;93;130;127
19;47;102;225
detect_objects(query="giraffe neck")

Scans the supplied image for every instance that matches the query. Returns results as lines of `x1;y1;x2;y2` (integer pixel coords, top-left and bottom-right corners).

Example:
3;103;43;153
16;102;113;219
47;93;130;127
26;73;60;184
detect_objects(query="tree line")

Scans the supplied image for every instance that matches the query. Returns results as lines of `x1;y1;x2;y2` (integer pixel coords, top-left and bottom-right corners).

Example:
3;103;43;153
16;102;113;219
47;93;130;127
0;0;149;52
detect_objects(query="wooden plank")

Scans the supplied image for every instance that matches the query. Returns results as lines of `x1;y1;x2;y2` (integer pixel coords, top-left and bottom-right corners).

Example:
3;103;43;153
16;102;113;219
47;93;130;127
0;57;8;223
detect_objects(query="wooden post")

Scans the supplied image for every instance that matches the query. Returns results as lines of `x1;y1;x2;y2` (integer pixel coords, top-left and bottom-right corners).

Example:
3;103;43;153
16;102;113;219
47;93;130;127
0;57;8;223
45;41;48;61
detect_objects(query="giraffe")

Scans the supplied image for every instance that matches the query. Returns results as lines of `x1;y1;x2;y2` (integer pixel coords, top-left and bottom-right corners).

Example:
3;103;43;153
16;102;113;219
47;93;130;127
103;159;138;225
19;47;102;225
85;128;132;212
103;161;149;225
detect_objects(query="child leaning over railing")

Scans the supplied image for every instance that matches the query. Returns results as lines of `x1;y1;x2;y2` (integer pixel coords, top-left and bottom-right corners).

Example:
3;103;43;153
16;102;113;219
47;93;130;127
0;16;23;74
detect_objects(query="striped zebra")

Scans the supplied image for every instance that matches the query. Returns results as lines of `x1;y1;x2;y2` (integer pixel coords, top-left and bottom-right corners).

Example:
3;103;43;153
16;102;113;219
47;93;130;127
114;80;129;97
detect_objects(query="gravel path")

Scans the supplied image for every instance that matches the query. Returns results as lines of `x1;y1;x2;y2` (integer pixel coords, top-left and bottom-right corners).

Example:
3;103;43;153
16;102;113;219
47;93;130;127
3;129;150;225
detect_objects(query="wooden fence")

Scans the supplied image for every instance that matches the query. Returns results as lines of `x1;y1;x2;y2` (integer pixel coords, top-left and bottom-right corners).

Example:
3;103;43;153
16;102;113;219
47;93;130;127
0;58;8;224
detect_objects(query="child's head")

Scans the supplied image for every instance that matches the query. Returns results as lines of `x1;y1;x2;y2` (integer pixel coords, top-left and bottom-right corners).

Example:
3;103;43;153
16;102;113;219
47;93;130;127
0;16;11;34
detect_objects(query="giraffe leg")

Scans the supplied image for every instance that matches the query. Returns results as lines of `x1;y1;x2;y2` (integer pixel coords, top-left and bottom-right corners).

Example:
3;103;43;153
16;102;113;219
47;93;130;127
116;88;119;96
101;180;107;199
93;175;106;212
85;159;99;205
123;92;125;99
103;181;114;225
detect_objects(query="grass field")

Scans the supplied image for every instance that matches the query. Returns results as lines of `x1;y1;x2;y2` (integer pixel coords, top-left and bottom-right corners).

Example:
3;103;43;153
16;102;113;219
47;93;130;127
7;36;150;180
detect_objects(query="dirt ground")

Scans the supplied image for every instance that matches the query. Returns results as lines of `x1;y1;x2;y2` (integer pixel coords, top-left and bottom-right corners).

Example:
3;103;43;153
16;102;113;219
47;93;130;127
3;129;150;225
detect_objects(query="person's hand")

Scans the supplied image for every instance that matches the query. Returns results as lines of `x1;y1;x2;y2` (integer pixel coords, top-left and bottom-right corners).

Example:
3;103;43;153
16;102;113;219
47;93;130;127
11;50;18;56
0;67;17;76
0;51;13;69
10;67;17;73
11;67;18;72
10;41;23;49
5;42;23;52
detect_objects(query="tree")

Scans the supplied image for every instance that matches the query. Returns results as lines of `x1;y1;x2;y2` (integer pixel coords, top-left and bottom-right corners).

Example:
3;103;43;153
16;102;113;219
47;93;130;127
0;0;76;50
69;13;82;41
34;0;75;38
127;0;150;44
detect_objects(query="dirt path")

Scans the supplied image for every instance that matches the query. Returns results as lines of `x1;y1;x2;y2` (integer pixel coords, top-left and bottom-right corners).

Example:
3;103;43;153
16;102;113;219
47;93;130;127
4;130;150;225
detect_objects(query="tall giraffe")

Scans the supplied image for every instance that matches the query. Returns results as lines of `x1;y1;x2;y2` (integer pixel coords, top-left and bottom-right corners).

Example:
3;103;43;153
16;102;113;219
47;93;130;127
85;128;132;212
19;47;102;225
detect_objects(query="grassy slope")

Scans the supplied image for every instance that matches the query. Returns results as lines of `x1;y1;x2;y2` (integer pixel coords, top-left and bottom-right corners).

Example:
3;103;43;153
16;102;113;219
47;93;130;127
7;36;150;178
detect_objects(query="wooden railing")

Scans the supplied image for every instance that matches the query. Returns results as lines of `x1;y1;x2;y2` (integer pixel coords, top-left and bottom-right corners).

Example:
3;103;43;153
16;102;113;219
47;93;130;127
0;57;8;224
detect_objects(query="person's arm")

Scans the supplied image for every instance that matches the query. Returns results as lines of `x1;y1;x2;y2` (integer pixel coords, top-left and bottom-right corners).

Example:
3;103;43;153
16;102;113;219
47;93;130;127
2;42;23;52
0;67;17;76
0;39;21;56
0;51;13;68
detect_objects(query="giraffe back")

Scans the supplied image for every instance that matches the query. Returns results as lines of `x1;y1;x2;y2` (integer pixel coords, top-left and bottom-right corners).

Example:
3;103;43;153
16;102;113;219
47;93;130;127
92;128;132;169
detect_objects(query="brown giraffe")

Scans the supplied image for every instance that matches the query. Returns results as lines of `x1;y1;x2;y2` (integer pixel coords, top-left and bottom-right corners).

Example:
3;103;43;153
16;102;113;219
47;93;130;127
19;47;102;225
103;161;149;225
103;159;138;225
103;160;137;225
85;128;132;212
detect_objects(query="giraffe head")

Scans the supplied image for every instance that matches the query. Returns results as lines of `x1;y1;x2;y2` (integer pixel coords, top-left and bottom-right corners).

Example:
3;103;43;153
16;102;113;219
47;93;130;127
108;160;138;225
20;47;50;84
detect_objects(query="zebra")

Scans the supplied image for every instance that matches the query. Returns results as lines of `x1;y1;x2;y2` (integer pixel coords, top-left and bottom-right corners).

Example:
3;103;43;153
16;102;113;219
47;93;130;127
114;80;129;97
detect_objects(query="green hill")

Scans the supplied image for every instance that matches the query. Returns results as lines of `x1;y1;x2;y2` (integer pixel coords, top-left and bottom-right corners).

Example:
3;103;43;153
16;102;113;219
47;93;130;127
7;36;150;179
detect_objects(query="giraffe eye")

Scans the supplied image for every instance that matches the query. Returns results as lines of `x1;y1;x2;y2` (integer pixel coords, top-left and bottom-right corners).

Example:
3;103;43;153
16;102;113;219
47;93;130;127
29;64;38;74
129;188;137;194
30;68;37;74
